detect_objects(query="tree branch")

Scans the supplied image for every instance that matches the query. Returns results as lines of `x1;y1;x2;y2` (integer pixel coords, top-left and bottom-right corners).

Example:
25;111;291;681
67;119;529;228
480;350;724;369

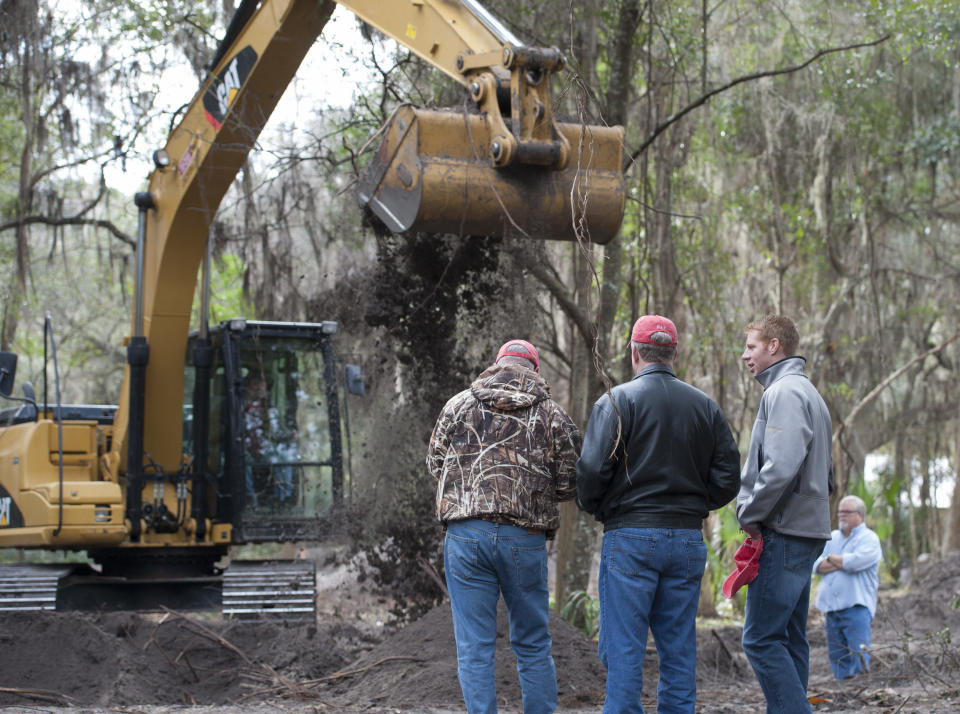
30;147;112;187
0;215;134;247
833;332;960;444
626;34;890;168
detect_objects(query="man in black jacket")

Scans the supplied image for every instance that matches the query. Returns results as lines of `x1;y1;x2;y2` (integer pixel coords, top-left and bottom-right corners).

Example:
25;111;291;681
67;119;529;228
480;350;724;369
576;315;741;714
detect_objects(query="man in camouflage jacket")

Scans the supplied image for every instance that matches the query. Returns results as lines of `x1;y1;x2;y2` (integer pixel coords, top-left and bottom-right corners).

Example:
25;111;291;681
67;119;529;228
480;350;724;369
427;339;580;714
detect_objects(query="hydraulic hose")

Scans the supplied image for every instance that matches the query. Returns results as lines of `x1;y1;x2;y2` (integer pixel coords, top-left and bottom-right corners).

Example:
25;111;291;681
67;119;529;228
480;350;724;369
45;316;65;537
127;192;154;541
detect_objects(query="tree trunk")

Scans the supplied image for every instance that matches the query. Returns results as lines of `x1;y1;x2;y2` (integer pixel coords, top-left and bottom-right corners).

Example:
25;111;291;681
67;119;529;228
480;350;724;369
555;247;599;615
552;0;644;616
918;425;931;556
697;513;718;617
6;35;35;351
892;417;907;579
943;414;960;555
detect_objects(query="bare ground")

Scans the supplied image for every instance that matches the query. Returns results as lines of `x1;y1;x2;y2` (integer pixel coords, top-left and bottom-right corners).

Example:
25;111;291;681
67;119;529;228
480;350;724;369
2;549;959;713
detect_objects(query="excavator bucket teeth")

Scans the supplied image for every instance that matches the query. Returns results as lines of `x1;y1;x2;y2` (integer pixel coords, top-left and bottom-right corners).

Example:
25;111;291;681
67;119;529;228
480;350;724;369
357;106;625;245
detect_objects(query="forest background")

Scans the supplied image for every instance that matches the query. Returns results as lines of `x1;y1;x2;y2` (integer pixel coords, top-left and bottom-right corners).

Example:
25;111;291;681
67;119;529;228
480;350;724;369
2;0;959;625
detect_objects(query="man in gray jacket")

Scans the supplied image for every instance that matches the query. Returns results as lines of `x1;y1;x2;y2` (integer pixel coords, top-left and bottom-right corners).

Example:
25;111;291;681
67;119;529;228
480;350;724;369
737;315;832;713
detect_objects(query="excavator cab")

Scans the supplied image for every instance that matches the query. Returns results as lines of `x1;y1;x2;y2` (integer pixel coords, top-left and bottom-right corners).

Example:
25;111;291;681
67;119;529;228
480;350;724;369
183;319;357;544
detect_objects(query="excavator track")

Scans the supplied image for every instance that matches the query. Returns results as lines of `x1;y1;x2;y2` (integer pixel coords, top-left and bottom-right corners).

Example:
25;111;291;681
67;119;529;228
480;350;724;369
0;560;316;619
0;564;72;611
222;560;316;620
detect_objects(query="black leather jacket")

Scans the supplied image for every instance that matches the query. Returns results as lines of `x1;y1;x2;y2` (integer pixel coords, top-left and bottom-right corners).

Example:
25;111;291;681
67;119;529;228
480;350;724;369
576;364;741;530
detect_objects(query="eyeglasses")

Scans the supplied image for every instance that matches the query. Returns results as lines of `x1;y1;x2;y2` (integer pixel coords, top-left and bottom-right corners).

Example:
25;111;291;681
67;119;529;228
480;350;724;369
837;510;860;515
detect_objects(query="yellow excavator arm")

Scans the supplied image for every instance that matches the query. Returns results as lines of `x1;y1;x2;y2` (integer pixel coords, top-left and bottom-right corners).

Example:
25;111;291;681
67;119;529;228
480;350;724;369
340;0;522;85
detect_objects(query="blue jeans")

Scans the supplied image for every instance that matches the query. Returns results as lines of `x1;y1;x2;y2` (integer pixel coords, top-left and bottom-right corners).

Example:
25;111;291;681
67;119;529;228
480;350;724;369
598;528;707;714
742;528;825;714
825;605;872;679
444;519;556;714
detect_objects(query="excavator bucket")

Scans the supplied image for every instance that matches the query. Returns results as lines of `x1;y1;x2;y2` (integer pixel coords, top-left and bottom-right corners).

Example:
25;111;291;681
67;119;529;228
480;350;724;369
357;106;625;245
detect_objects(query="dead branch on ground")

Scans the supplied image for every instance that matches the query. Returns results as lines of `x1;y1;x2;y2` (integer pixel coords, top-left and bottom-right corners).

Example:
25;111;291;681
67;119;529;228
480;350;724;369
159;606;253;664
0;685;76;705
306;655;426;685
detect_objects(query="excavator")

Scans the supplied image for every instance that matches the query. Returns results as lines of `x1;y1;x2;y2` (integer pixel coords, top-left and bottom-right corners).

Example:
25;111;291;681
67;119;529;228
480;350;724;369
0;0;625;615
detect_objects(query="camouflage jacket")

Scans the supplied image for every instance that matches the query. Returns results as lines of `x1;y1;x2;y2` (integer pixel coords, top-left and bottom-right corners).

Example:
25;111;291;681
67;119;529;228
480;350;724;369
426;364;581;535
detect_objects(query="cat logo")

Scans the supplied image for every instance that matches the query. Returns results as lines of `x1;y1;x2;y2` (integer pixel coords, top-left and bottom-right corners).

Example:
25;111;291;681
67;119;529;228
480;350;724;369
202;46;258;130
0;496;10;527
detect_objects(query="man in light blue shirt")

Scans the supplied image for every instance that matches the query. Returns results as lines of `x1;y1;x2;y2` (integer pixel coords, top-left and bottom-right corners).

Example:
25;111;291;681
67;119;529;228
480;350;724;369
813;495;882;680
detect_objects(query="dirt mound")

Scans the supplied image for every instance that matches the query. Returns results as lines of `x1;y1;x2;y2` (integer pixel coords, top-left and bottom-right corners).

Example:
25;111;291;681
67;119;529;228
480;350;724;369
0;603;609;709
879;551;960;637
323;602;607;710
0;601;757;711
0;610;364;707
7;558;960;714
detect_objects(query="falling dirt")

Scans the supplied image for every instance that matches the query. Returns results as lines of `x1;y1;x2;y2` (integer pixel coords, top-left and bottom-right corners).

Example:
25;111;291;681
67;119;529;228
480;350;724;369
2;549;960;713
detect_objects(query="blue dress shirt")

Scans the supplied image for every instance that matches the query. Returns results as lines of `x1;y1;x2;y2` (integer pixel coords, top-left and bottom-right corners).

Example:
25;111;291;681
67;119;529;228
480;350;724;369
813;522;882;617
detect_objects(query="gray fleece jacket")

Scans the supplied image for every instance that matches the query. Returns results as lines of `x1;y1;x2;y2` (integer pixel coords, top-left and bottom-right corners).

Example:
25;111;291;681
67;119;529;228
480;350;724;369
737;356;833;539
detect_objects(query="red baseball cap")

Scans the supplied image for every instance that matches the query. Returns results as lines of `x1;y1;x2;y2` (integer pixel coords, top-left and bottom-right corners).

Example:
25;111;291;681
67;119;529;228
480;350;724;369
722;537;764;598
496;339;540;371
631;315;678;347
